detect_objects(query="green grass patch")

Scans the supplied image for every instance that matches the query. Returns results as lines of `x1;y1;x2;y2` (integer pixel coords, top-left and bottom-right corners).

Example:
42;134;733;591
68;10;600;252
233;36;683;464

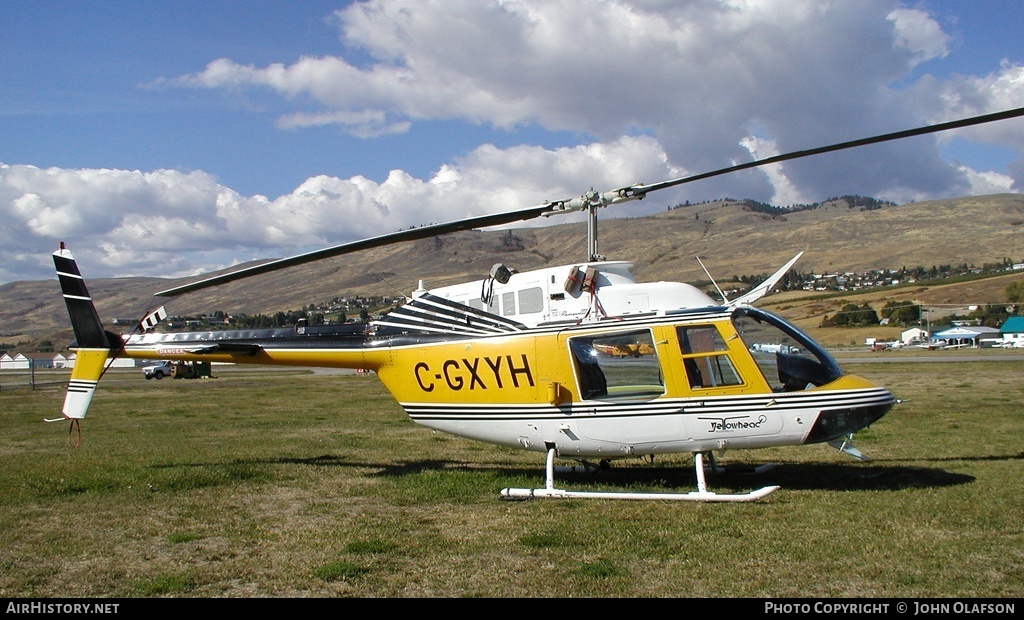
345;538;399;555
167;531;205;544
519;531;576;550
0;365;1022;597
577;558;625;579
313;561;371;582
133;572;199;596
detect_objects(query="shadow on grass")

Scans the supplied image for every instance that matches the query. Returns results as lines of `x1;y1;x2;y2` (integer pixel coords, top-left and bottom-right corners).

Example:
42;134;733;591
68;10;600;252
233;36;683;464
732;462;975;492
875;451;1024;465
149;452;990;494
535;461;978;493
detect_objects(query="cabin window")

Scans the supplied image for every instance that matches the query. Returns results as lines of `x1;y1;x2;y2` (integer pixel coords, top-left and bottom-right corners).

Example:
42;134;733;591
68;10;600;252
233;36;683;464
502;291;516;316
732;307;842;392
518;286;544;314
569;329;664;400
677;326;742;388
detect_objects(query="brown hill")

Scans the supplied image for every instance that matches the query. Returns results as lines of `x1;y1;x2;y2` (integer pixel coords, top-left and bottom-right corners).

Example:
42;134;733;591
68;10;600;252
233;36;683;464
3;193;1023;349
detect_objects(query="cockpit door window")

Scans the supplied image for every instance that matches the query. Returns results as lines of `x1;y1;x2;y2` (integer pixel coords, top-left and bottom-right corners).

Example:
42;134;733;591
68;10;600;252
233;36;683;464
677;326;743;389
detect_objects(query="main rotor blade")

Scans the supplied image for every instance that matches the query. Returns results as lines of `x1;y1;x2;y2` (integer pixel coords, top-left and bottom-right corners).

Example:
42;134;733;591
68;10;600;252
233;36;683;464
156;203;554;297
157;105;1024;297
630;106;1024;198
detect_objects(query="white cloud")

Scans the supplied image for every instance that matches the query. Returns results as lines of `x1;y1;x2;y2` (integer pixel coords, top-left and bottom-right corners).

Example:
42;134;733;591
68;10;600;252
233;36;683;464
888;6;952;65
914;61;1024;148
3;0;1022;284
738;136;810;207
0;135;678;281
959;166;1016;195
276;109;412;137
172;0;1002;201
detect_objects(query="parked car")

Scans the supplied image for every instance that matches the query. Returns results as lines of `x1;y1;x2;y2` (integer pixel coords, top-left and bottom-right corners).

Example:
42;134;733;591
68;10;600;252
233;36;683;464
143;361;173;380
142;360;212;380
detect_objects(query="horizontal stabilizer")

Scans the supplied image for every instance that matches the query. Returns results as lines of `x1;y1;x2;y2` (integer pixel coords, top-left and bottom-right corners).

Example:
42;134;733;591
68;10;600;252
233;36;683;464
141;306;168;331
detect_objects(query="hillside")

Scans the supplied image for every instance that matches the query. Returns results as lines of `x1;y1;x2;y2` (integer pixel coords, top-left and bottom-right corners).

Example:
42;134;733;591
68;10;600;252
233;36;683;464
2;193;1023;349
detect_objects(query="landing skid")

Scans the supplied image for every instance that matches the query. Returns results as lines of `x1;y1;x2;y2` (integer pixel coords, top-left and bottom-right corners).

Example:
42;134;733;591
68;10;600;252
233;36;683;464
500;448;780;502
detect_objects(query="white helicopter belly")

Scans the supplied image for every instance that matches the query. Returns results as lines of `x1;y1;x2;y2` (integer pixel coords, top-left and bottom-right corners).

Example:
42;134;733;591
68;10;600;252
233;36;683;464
401;385;892;459
410;407;799;457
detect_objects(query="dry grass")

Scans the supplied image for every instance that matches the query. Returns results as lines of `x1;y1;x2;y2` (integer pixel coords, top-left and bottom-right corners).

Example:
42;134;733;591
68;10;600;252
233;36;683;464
0;358;1022;598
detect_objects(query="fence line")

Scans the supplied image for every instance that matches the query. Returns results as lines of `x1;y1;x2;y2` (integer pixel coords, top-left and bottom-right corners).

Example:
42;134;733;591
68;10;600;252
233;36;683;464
0;367;70;391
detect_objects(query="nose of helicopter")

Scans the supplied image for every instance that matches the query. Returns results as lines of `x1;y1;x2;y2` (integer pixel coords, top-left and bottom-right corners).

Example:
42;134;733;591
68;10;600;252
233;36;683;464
803;375;897;444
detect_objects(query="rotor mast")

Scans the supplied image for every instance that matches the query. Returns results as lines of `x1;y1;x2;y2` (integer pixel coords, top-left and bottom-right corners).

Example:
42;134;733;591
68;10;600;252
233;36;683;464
541;186;648;262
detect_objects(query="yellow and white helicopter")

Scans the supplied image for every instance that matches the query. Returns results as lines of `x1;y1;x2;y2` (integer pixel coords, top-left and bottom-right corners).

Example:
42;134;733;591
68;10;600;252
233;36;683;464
52;107;1024;502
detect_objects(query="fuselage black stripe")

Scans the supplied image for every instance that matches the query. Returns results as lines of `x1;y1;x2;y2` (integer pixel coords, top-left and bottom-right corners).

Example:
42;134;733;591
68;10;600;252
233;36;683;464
400;389;896;420
375;318;495;337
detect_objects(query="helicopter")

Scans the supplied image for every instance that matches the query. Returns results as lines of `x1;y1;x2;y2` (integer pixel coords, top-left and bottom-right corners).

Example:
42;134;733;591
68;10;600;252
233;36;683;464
52;106;1024;502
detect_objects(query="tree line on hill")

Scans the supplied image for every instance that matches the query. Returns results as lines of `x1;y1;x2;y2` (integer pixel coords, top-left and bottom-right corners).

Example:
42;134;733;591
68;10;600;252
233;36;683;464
733;258;1021;295
671;195;898;217
820;280;1023;329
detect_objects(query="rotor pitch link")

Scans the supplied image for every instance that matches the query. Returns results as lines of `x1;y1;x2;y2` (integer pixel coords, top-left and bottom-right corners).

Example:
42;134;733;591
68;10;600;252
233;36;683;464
540;185;645;218
499;448;779;502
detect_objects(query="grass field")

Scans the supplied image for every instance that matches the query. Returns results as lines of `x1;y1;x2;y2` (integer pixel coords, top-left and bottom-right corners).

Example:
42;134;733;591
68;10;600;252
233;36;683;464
1;359;1022;598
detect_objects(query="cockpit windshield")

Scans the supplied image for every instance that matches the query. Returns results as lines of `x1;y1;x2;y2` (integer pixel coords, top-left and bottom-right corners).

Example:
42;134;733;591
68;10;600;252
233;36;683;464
731;307;842;392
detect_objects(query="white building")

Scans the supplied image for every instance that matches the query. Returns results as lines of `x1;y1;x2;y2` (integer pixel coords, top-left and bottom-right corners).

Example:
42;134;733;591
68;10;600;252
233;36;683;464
900;327;929;344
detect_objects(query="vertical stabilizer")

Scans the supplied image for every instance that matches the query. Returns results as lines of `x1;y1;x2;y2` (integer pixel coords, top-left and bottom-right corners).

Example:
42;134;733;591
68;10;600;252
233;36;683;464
53;243;110;349
52;244;113;420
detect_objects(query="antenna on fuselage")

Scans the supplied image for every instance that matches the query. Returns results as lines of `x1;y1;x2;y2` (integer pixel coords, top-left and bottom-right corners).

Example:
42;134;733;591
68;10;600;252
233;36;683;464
696;256;729;304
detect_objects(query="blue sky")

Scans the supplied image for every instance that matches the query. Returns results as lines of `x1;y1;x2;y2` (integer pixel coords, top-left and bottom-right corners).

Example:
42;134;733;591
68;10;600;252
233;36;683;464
2;0;1024;284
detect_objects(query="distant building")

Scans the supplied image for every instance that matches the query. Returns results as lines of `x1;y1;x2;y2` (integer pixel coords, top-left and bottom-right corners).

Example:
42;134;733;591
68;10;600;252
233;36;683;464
998;317;1024;347
930;325;1001;348
12;352;55;369
0;351;136;369
900;327;928;344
